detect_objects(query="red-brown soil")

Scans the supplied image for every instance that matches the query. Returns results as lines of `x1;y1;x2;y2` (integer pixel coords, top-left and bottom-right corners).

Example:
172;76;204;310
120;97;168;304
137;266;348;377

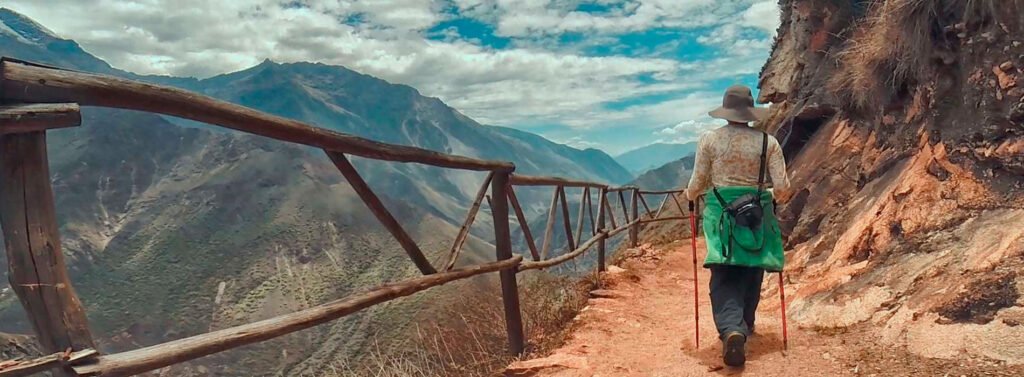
506;241;1024;377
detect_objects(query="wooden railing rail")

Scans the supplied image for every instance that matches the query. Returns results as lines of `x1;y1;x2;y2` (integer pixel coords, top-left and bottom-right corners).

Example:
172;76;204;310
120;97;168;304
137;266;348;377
0;103;80;134
70;257;523;377
503;181;669;273
605;186;638;192
633;189;690;225
0;56;691;376
0;58;514;172
641;216;688;224
518;219;638;271
638;189;684;195
508;174;608;188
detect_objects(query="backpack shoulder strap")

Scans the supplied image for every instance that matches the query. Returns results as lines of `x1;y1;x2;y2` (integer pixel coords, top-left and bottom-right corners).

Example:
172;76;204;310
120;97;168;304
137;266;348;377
757;131;768;191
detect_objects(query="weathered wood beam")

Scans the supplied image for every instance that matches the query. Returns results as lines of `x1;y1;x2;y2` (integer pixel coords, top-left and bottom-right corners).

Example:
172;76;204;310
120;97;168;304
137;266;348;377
489;173;525;355
445;172;495;271
519;219;639;271
507;187;540;262
539;187;560;260
596;188;607;272
607;219;639;237
520;232;604;271
617;190;629;223
639;189;686;195
637;193;654;218
558;187;576;251
629;190;639;247
653;194;670;219
0;58;512;172
586;189;596;236
0;349;97;377
509;174;606;188
640;216;687;224
325;151;436;275
72;257;521;377
603;192;618;230
0;103;80;134
0;132;95;370
669;192;687;217
573;187;588;246
606;186;638;192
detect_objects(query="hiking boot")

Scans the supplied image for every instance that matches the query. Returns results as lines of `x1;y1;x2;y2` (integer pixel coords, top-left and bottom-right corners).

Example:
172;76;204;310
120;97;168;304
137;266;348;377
722;331;746;367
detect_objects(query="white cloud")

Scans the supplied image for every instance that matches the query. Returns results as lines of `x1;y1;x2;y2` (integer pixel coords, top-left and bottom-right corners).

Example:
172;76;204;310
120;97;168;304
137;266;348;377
558;135;603;149
456;0;760;37
739;1;782;35
655;119;717;143
2;0;780;153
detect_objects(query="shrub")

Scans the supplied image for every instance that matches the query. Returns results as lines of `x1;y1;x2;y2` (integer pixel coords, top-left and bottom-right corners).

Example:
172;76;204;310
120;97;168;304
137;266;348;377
829;0;1015;112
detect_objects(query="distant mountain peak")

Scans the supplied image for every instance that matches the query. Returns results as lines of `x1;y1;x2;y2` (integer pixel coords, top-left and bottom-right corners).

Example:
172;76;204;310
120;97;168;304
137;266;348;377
0;8;60;44
614;141;698;175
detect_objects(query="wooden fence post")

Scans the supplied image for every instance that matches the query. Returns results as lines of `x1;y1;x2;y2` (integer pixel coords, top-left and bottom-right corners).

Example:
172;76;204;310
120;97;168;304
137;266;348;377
491;172;525;354
596;188;607;272
629;189;639;247
0;129;95;375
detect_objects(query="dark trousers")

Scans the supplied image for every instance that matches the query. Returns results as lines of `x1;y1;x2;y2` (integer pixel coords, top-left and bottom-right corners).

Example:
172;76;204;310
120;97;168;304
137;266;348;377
709;265;765;339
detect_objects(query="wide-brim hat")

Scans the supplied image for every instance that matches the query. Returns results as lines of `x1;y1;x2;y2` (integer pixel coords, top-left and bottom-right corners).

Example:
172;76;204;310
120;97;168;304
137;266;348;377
708;85;769;123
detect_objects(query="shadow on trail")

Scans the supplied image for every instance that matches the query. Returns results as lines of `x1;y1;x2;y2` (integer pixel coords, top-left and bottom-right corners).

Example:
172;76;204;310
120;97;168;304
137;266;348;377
684;331;787;375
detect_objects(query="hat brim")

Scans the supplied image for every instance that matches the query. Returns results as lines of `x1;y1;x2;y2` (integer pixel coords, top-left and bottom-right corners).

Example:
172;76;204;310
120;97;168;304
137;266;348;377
708;106;769;123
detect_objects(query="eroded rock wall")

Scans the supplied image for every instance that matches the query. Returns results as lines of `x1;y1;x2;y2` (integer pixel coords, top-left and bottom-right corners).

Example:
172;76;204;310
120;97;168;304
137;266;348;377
761;0;1024;364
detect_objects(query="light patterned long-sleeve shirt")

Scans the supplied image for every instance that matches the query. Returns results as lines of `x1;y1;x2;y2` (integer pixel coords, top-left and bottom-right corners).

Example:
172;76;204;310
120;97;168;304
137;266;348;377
685;124;790;201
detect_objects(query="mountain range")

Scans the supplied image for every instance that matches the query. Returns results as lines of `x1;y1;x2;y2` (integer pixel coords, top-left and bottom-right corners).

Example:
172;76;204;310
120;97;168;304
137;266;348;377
628;156;695;191
0;7;633;376
614;142;697;175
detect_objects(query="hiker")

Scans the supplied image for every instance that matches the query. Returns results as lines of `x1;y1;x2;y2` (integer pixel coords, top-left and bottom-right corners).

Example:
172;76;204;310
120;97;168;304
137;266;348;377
685;85;790;367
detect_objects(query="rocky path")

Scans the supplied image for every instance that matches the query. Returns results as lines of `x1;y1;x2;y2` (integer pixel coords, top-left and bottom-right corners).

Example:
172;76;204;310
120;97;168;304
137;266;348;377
506;239;855;377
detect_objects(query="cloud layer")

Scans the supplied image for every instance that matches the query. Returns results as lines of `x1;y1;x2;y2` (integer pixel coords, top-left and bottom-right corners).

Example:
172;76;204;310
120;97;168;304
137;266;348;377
5;0;779;154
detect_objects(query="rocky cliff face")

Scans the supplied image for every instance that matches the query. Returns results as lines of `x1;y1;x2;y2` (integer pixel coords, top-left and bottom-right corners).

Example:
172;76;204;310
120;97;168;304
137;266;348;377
760;0;1024;364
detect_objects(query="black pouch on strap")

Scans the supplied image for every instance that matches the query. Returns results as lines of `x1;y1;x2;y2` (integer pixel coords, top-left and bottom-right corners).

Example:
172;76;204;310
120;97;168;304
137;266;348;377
720;192;763;228
712;131;768;231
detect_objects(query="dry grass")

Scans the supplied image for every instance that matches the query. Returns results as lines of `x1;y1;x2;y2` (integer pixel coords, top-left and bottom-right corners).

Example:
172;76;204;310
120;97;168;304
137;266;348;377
829;0;1012;111
315;272;597;377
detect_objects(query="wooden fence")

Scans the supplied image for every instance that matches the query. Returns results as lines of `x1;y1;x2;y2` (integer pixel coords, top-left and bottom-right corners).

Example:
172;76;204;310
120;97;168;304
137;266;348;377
0;57;688;377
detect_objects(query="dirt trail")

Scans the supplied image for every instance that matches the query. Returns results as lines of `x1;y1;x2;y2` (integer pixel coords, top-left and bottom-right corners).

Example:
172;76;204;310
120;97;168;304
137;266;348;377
507;238;850;376
506;237;1024;377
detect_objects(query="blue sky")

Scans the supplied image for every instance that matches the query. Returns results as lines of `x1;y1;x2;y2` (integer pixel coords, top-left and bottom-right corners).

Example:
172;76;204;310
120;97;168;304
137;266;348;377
5;0;779;155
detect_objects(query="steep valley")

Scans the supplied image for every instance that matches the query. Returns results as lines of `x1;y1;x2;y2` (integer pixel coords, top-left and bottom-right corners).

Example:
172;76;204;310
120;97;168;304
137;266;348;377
0;7;632;376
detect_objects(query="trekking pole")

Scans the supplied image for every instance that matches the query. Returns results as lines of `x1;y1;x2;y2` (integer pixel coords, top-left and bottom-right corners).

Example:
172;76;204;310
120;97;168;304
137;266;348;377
688;200;699;349
779;272;789;350
772;198;789;351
